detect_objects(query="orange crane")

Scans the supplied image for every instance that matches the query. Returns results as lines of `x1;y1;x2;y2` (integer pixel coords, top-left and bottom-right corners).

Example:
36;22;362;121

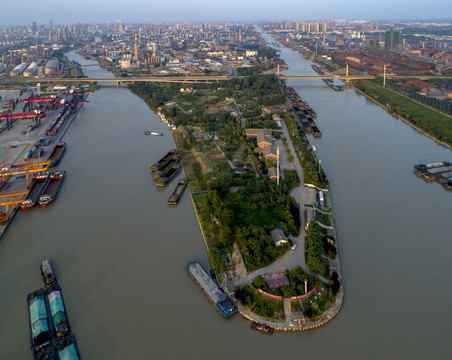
1;160;51;187
0;190;29;222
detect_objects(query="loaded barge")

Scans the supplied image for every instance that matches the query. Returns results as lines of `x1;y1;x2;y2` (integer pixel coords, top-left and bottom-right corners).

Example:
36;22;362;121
27;289;54;358
156;163;181;187
414;161;452;190
281;80;322;136
47;142;66;167
38;171;65;207
151;149;179;173
153;157;180;181
187;260;237;318
168;178;187;205
19;173;50;211
27;261;81;360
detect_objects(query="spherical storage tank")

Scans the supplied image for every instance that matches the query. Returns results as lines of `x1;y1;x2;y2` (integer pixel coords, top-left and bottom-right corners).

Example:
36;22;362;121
45;59;59;76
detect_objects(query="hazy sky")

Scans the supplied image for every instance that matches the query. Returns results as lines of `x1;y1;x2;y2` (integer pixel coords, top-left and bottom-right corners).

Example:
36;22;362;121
1;0;451;25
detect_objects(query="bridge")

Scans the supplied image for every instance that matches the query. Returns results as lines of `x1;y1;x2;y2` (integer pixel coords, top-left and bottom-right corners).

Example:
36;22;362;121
1;74;450;85
0;74;375;85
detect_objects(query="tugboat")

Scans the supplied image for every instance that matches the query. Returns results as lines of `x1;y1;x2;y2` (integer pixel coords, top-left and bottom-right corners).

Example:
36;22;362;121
250;322;274;335
40;260;57;287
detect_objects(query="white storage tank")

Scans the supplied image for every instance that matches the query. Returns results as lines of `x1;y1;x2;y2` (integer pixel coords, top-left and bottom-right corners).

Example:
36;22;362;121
10;63;27;76
23;62;38;77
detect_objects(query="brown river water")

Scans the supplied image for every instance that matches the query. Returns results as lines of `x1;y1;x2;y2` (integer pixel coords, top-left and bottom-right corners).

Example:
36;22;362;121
0;41;450;359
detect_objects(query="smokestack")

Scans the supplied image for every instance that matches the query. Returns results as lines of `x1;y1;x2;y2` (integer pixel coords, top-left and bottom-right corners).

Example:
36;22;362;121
304;279;308;294
134;32;138;61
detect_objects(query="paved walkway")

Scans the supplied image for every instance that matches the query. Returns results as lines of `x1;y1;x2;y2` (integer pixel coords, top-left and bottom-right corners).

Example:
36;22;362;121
231;118;329;289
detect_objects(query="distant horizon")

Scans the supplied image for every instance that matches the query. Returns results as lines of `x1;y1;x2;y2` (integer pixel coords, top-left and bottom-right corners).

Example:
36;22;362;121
2;18;452;27
1;0;451;26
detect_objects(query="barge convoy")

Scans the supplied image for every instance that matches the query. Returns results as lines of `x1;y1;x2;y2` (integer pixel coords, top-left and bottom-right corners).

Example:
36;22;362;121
27;260;81;360
281;80;322;137
414;161;452;190
187;260;237;318
168;178;187;205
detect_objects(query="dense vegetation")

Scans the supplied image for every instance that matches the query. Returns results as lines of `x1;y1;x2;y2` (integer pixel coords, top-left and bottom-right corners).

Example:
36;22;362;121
235;285;284;319
204;174;299;271
353;80;452;146
305;221;324;274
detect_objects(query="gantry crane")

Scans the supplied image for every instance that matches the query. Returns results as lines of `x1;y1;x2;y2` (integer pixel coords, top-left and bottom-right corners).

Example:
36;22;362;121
0;190;30;223
1;160;51;187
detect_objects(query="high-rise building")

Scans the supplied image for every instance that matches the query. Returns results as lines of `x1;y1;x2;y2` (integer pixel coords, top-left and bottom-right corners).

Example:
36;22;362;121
385;30;400;49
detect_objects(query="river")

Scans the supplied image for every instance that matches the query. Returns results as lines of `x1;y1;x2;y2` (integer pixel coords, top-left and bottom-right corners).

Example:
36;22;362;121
0;39;451;359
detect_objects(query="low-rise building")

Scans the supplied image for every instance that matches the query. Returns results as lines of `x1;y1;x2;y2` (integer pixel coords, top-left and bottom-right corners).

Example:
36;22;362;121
270;228;289;247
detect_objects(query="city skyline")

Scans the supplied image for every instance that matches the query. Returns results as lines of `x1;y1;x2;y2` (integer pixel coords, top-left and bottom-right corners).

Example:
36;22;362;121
1;0;451;26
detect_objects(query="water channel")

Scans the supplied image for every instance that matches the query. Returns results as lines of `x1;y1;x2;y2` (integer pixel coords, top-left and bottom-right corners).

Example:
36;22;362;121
0;37;451;359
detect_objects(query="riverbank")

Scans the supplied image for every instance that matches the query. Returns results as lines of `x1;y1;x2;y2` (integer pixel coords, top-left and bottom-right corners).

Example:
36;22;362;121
352;81;452;150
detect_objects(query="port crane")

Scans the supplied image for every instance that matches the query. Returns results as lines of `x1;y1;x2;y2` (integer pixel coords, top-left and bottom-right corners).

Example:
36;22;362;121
0;110;45;129
0;160;50;223
0;190;29;223
1;160;51;187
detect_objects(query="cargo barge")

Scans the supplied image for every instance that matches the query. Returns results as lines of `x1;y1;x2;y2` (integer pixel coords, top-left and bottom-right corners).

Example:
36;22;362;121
168;178;187;205
48;142;66;167
38;171;65;207
414;161;452;190
27;289;53;356
187;260;237;318
156;163;181;187
281;82;321;136
151;149;179;173
41;259;57;288
55;334;80;360
19;173;50;211
153;157;180;180
47;285;70;337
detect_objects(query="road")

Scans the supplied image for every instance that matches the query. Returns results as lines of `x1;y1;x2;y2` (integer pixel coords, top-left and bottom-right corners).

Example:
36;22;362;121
232;118;330;289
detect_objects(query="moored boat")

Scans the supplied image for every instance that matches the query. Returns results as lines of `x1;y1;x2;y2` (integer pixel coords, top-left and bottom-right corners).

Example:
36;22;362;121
187;260;237;318
168;178;187;205
48;142;66;167
153;157;180;180
38;171;65;207
250;322;274;335
20;173;50;210
151;149;178;173
41;259;57;287
156;163;181;187
150;132;163;136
